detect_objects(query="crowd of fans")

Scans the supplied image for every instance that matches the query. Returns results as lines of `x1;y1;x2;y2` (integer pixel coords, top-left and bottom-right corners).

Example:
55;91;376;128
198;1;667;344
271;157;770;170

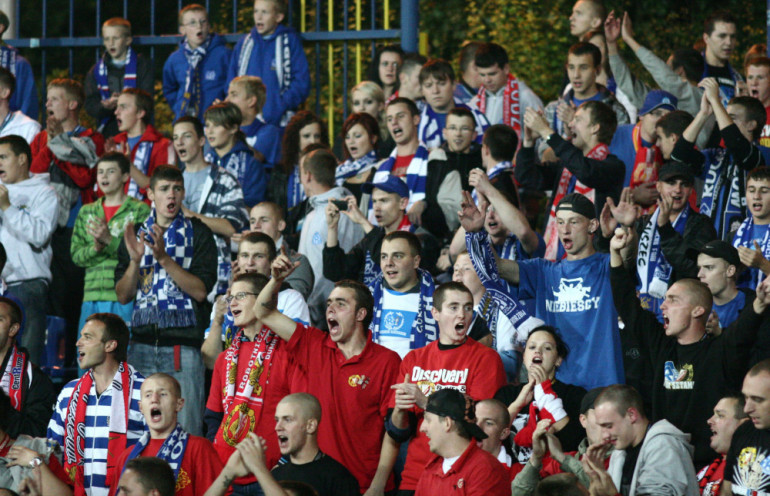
3;0;770;495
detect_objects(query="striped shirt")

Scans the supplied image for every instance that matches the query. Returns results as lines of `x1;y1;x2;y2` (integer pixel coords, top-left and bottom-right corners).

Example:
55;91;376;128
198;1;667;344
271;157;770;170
47;369;146;496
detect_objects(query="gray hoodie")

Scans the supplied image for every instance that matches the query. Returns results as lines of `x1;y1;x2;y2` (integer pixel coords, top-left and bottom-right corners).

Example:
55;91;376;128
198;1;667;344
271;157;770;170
608;419;699;496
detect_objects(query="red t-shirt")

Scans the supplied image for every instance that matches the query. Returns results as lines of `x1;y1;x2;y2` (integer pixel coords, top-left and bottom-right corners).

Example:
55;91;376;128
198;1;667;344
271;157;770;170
393;339;506;490
392;154;414;177
206;333;293;484
109;435;222;496
103;203;122;223
286;323;402;493
760;106;770;148
414;441;509;496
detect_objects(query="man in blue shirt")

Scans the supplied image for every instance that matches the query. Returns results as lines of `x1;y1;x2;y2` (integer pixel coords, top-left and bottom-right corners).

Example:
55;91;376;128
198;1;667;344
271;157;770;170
697;240;749;330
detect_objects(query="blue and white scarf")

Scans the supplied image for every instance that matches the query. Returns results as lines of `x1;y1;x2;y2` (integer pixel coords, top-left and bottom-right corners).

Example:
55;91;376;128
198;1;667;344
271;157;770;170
179;36;211;118
465;230;538;339
495;233;519;261
637;206;690;300
471;161;511;205
127;140;154;200
699;150;746;238
122;424;189;481
243;115;266;148
418;100;488;149
238;28;294;126
287;165;306;210
335;150;378;185
369;269;436;350
733;214;770;288
372;144;429;211
96;47;137;101
133;209;197;328
0;44;17;76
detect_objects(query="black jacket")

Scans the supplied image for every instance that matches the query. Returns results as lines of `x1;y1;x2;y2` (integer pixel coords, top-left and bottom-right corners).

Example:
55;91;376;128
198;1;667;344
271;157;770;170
515;134;625;228
0;347;58;438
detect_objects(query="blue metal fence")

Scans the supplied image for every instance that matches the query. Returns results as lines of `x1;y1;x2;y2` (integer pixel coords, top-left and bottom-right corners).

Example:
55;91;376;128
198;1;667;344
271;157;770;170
6;0;419;129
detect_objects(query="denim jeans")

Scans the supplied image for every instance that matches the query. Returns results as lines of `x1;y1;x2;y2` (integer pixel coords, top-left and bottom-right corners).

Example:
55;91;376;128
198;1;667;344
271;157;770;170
231;482;265;496
128;342;205;435
9;278;49;363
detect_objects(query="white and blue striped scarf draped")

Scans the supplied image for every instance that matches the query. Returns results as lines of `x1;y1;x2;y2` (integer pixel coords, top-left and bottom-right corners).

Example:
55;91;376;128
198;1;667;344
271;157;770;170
237;28;293;126
465;231;534;332
699;150;746;238
218;148;251;186
179;36;210;118
335;150;378;185
133;209;197;328
471;161;511;205
369;269;436;350
637;206;690;299
496;234;519;261
127;141;153;200
733;214;770;288
287;165;306;209
372;144;429;211
123;424;189;481
0;45;17;76
96;47;137;101
418;100;488;149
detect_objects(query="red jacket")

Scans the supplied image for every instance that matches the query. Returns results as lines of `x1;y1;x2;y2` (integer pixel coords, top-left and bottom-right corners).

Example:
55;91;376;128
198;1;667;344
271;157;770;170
415;441;509;496
112;124;175;203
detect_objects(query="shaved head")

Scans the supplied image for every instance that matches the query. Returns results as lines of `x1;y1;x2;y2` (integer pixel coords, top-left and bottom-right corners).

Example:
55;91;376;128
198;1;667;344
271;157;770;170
279;393;322;423
476;398;510;426
674;279;713;322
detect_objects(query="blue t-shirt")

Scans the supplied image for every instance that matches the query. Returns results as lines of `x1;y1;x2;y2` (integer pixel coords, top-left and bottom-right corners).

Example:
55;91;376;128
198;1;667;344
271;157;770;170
713;290;746;328
494;233;545;315
126;135;141;153
517;252;624;390
736;223;770;289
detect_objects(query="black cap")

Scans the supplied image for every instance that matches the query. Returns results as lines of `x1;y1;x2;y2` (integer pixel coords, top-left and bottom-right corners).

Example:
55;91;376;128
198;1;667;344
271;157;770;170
658;160;695;183
424;389;488;441
700;240;742;268
580;387;605;415
556;193;596;220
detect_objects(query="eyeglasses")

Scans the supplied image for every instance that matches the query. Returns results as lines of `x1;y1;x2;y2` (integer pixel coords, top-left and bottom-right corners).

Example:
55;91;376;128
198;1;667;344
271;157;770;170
183;19;208;28
225;292;258;303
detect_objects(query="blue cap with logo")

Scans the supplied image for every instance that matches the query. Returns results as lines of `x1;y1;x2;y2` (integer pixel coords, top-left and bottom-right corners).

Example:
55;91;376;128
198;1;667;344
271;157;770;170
362;175;410;198
639;89;678;116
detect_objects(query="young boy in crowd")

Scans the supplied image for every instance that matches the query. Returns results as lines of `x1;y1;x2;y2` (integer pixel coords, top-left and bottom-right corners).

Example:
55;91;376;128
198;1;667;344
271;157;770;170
173;116;249;300
227;0;310;127
226;75;282;167
747;57;770;147
544;42;628;143
85;18;153;138
163;4;231;122
203;102;267;207
732;167;770;290
0;9;38;118
0;68;40;144
417;58;488;150
111;88;176;203
71;152;150;328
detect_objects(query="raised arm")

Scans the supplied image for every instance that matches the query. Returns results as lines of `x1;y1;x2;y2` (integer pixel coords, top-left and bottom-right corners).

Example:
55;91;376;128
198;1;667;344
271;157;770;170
253;246;302;341
469;168;540;255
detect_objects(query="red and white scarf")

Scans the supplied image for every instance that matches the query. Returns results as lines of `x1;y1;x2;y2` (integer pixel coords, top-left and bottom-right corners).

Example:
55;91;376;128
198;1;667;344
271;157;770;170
629;123;663;215
64;362;134;495
1;344;30;411
543;143;609;261
513;380;568;448
217;327;279;447
475;73;521;136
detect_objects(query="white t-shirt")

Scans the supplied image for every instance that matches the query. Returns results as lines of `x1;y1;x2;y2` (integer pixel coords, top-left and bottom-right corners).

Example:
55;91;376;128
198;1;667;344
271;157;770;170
377;287;420;358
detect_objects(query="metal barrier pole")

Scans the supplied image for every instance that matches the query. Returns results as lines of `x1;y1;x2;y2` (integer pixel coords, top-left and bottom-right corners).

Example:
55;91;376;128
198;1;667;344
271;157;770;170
355;0;361;83
400;0;418;53
327;0;334;138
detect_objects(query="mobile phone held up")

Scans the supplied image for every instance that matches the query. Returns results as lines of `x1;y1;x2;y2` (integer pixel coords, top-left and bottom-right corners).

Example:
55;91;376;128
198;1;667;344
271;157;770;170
331;199;348;211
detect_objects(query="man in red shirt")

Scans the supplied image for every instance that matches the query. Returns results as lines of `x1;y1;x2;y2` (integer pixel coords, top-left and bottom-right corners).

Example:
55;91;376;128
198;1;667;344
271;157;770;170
414;388;509;496
112;373;222;496
387;281;506;493
254;251;402;494
747;57;770;148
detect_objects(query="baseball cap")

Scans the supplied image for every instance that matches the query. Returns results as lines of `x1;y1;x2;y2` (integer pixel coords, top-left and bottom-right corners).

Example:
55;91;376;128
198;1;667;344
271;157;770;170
658;160;695;183
424;388;488;441
700;240;742;268
556;193;596;220
580;387;605;415
639;90;678;116
362;176;409;198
